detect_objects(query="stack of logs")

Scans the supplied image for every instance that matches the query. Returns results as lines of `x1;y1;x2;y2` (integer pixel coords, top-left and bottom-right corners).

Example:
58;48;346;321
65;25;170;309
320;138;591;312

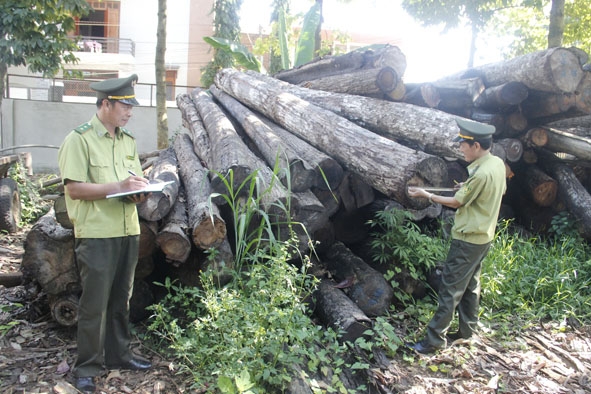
19;45;591;343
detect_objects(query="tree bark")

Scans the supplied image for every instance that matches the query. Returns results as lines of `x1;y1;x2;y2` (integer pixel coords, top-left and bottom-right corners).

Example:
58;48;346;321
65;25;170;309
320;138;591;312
20;209;79;297
433;77;485;111
177;92;212;164
210;86;317;192
155;0;169;149
474;81;529;110
257;115;344;190
191;88;257;200
156;189;191;264
403;82;440;108
524;165;558;207
495;138;523;163
544;161;591;240
174;133;227;249
313;279;372;342
299;66;400;97
53;194;73;229
274;44;407;85
324;241;394;317
137;147;180;222
139;220;158;259
452;47;584;94
215;68;449;209
242;69;466;160
524;126;591;160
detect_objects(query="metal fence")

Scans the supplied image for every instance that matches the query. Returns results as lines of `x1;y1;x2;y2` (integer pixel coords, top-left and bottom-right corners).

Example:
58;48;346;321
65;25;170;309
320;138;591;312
5;74;193;108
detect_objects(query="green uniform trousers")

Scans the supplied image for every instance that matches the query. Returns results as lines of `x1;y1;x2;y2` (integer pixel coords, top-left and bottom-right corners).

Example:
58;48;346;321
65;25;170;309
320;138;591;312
426;239;491;348
73;236;139;377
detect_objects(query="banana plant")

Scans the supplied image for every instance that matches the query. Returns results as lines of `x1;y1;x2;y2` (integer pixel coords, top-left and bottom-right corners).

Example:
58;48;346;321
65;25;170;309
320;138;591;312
202;36;265;73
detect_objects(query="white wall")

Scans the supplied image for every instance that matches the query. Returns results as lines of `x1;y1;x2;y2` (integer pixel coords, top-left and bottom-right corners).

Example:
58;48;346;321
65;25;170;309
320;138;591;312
1;99;184;173
120;0;191;87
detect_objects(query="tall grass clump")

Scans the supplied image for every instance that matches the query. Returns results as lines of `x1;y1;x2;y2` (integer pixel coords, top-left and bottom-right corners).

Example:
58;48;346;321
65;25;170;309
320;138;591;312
481;218;591;325
146;168;367;393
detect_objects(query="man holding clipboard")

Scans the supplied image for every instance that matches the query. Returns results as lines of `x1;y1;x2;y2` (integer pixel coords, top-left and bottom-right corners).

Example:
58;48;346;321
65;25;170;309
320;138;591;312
58;74;152;393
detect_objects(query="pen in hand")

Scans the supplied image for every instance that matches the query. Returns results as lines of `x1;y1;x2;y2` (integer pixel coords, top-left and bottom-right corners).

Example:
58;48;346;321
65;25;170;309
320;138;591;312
128;170;137;177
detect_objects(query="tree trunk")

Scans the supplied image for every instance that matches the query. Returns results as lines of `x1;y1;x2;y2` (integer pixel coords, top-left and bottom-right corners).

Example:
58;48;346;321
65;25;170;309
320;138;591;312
215;68;448;209
137;147;180;222
274;44;407;85
474;81;529;110
177;93;212;164
139;220;158;259
191;88;257;200
210;86;317;192
299;66;400;97
433;77;485;111
548;0;565;48
454;47;584;94
53;194;73;229
174;133;227;249
156;189;191;264
324;241;394;317
242;69;466;160
524;126;591;160
313;279;372;342
544;161;591;240
524;165;558;207
155;0;169;149
20;209;79;297
257;116;344;190
403;82;440;108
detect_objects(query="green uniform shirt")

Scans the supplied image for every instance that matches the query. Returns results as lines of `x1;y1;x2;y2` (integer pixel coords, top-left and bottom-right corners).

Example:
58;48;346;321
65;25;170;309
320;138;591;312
58;115;143;238
452;152;506;244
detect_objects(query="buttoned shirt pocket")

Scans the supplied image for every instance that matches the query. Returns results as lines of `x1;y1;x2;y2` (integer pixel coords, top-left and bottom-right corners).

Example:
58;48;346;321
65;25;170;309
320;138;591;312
88;155;110;184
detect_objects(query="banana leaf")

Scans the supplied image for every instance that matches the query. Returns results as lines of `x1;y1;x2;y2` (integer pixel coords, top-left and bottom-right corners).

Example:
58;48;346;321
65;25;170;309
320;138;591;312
294;2;322;67
203;36;265;73
277;5;291;70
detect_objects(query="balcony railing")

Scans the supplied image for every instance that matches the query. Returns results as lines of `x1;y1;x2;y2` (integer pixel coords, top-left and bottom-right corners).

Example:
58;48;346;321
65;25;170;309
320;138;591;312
73;36;135;56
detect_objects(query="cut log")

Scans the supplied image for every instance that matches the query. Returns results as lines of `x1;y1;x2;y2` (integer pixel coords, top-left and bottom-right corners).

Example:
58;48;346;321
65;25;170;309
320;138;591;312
495;138;523;163
20;209;79;296
452;47;584;94
210;86;316;192
324;241;394;317
174;133;227;249
524;126;591;160
139;219;158;259
53;194;73;229
274;44;407;85
474;81;529;110
524;165;558;207
156;189;191;264
433;77;485;111
314;278;372;342
137;147;180;222
403;82;441;108
243;70;465;160
192;88;258;200
336;171;375;212
299;66;400;97
521;89;577;121
177;93;212;164
49;294;78;327
547;114;591;129
215;68;449;209
0;272;22;288
257;116;344;190
544;161;591;240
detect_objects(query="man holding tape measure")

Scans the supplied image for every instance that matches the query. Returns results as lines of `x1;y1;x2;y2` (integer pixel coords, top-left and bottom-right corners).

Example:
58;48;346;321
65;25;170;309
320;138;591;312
407;118;507;354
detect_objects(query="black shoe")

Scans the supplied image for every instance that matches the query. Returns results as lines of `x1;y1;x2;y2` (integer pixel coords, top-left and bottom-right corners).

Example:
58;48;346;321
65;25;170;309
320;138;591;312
447;332;471;341
108;358;152;371
406;339;439;354
75;376;96;393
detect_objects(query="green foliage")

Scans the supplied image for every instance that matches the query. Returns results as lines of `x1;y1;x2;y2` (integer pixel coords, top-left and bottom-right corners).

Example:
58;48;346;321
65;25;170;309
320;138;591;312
147;168;367;393
0;303;22;336
203;37;264;73
8;163;50;224
201;0;244;87
0;0;90;75
294;1;322;67
368;208;448;282
481;220;591;324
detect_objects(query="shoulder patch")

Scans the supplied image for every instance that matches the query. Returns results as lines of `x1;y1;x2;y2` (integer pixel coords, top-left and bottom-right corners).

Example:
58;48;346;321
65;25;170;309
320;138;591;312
120;127;135;138
74;122;92;134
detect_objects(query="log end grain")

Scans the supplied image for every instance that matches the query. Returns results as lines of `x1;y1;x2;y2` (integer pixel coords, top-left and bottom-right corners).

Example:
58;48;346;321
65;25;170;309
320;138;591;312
193;215;227;250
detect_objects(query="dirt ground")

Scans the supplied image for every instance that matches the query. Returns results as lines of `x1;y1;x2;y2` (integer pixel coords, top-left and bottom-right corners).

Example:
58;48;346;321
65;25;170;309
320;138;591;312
2;224;591;393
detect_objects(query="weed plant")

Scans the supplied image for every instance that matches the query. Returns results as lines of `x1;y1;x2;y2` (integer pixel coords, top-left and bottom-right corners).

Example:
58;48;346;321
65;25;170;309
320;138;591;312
147;169;370;393
481;218;591;327
8;163;49;224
